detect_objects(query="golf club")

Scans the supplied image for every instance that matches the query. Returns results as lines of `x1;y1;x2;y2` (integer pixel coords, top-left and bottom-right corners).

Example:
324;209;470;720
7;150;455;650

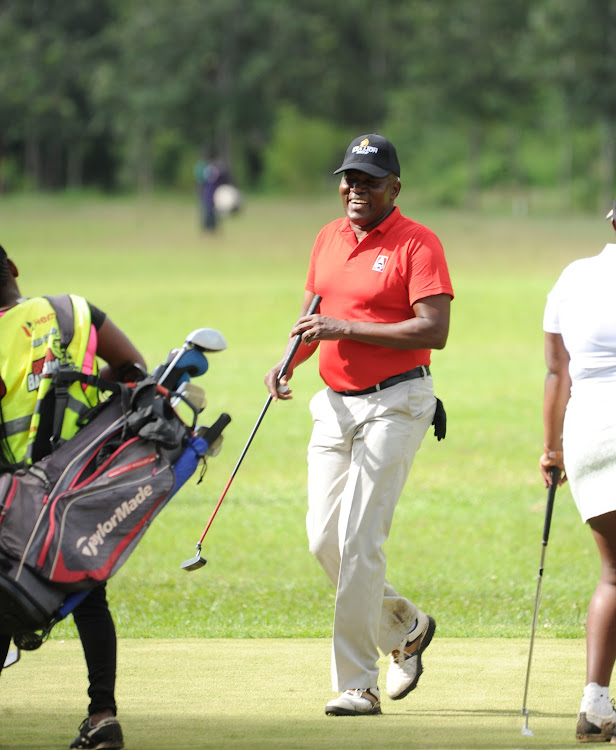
521;465;560;736
170;382;207;429
156;328;227;387
180;294;322;572
171;381;207;411
171;349;210;384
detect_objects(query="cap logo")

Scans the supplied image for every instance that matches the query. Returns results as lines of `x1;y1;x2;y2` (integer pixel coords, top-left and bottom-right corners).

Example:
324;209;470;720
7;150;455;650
352;137;379;157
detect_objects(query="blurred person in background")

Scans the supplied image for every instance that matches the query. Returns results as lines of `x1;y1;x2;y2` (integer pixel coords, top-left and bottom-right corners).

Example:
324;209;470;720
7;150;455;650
541;200;616;743
194;147;229;232
265;134;453;716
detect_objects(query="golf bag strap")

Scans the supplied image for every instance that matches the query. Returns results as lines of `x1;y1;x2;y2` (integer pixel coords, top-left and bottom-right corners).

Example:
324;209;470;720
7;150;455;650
44;296;122;421
44;295;75;349
43;295;76;448
48;370;124;448
52;369;122;396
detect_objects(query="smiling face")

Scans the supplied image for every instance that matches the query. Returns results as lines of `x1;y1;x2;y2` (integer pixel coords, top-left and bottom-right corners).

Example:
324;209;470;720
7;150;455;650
339;170;401;236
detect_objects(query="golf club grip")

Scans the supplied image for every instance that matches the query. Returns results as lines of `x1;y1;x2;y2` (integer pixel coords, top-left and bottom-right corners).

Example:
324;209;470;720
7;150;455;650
200;413;231;446
542;466;560;545
276;294;322;383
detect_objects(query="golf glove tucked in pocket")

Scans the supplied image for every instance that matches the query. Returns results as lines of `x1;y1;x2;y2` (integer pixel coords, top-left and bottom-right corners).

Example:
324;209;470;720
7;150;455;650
432;398;446;441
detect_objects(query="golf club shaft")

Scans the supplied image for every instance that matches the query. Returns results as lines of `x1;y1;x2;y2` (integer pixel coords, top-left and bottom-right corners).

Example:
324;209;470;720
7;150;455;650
275;294;322;386
521;466;560;716
196;294;322;545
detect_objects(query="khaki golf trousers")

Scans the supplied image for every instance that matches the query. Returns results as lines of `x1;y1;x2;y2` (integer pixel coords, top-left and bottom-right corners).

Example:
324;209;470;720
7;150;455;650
307;375;436;691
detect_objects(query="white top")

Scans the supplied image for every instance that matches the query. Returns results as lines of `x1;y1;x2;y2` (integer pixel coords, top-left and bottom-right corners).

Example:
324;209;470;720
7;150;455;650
543;243;616;385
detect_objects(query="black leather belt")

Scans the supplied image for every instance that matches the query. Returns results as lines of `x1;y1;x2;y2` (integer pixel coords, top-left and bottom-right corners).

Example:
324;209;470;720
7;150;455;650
334;365;430;397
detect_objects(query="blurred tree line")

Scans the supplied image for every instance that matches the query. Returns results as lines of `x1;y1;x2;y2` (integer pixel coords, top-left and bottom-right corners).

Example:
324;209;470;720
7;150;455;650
0;0;614;209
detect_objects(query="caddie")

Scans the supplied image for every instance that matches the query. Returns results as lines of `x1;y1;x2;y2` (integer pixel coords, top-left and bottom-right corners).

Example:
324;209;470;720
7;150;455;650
0;244;146;750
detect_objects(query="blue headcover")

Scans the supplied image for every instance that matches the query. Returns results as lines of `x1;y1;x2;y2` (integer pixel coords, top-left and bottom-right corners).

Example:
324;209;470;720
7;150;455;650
174;350;208;387
170;435;209;496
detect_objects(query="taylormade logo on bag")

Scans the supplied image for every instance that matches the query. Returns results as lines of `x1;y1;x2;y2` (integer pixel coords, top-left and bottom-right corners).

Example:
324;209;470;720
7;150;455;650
76;484;154;557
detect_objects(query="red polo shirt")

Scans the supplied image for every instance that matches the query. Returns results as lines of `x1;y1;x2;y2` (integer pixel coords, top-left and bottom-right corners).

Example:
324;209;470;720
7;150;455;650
305;207;453;392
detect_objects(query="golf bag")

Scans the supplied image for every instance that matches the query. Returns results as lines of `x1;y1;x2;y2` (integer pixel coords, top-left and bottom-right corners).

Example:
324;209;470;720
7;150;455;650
0;343;229;645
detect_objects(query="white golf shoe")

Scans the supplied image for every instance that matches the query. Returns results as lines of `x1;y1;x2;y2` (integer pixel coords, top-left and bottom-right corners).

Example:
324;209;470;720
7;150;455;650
576;706;616;742
325;687;381;716
576;684;616;742
386;612;436;700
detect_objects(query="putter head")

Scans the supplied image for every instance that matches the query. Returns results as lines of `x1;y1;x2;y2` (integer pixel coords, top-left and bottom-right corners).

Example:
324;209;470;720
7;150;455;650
186;328;227;353
180;554;207;571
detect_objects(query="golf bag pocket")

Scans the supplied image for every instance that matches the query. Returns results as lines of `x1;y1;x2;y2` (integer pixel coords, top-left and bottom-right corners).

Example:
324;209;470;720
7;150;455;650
26;436;175;589
0;558;66;634
0;468;52;562
0;469;68;634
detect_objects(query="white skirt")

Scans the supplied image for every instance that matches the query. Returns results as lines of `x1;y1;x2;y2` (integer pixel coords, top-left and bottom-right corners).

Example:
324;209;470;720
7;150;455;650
564;382;616;522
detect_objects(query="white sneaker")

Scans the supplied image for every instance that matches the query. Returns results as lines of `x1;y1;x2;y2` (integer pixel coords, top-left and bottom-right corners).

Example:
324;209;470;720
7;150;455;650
386;612;436;700
325;687;381;716
576;705;616;742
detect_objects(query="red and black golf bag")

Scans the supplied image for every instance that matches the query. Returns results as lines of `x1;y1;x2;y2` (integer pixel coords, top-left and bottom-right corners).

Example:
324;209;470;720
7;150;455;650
0;374;229;648
0;298;229;649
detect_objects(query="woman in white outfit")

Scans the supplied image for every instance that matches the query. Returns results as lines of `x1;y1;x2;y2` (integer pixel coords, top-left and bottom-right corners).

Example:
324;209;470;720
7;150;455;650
541;200;616;743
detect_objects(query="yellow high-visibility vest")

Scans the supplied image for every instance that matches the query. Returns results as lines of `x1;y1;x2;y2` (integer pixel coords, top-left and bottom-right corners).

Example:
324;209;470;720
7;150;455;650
0;295;100;467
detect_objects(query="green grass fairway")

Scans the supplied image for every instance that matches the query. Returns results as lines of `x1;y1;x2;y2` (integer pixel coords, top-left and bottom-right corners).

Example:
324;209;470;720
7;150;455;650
0;193;604;639
1;637;584;749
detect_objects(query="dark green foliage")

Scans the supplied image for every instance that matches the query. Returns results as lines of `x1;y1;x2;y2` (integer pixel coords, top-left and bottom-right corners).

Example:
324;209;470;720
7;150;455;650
0;0;613;206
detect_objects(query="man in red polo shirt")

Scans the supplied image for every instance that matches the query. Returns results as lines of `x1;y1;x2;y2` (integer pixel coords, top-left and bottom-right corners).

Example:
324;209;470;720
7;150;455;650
265;134;453;716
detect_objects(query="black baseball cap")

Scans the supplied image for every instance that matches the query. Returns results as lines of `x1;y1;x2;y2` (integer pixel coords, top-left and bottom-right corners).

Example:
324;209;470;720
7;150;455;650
333;134;401;178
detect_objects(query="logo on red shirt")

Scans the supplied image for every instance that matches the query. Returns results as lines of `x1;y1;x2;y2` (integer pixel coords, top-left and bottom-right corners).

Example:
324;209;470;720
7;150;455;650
372;255;389;272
